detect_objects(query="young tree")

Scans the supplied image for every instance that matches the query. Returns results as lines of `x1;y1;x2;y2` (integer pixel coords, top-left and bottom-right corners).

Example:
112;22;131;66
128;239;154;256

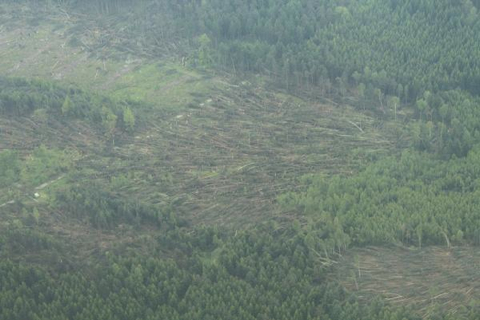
387;96;400;120
123;107;135;133
101;106;117;143
374;88;384;113
198;34;213;67
61;95;72;115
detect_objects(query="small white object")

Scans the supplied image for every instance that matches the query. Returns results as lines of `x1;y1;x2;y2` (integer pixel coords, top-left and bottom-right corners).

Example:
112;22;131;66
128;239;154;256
34;193;40;198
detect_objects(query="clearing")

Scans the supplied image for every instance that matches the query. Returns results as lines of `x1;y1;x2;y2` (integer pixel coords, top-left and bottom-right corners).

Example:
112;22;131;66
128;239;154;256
335;246;480;318
0;4;401;228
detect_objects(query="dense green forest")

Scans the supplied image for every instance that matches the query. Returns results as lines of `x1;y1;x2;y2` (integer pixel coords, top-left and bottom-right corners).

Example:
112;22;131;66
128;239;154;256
168;0;480;96
1;0;480;319
279;148;480;248
0;225;444;320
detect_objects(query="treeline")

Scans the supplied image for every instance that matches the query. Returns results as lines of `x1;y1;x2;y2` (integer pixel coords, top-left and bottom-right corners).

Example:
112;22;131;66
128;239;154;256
6;0;143;14
55;181;181;229
163;0;480;99
358;88;480;158
0;77;136;134
279;148;480;249
408;90;480;157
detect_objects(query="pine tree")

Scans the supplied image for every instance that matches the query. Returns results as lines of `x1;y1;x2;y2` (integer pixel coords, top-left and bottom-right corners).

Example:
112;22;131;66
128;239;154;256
61;95;72;115
123;107;135;133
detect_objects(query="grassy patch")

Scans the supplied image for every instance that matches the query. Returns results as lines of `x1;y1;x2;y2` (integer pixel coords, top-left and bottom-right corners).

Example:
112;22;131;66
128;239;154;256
109;63;217;110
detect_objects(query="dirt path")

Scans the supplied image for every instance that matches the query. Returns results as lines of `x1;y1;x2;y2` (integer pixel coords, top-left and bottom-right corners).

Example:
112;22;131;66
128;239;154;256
0;200;15;209
101;63;137;90
0;175;65;209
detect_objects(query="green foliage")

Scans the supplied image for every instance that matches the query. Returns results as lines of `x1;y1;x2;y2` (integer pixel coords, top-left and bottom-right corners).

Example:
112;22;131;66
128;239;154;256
55;181;178;229
2;2;480;319
0;78;59;116
122;106;135;133
101;105;118;138
279;149;480;247
61;95;72;115
413;90;480;157
0;77;137;134
0;150;20;187
153;0;480;99
0;145;72;192
20;145;71;187
0;224;446;320
196;34;213;67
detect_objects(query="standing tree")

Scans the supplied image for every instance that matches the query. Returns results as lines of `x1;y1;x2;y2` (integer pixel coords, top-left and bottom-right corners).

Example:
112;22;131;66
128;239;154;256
387;96;400;120
123;106;135;133
198;34;213;67
61;95;72;115
101;106;117;144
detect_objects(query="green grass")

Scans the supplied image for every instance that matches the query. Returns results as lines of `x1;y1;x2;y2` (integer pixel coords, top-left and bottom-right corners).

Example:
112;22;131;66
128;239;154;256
109;63;217;110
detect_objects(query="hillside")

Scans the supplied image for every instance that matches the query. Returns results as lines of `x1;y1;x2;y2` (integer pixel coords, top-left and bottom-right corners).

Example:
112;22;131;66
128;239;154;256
1;1;480;320
0;4;400;228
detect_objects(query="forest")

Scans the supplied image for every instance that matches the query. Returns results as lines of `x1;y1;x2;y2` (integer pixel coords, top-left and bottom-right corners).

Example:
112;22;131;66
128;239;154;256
1;0;480;319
